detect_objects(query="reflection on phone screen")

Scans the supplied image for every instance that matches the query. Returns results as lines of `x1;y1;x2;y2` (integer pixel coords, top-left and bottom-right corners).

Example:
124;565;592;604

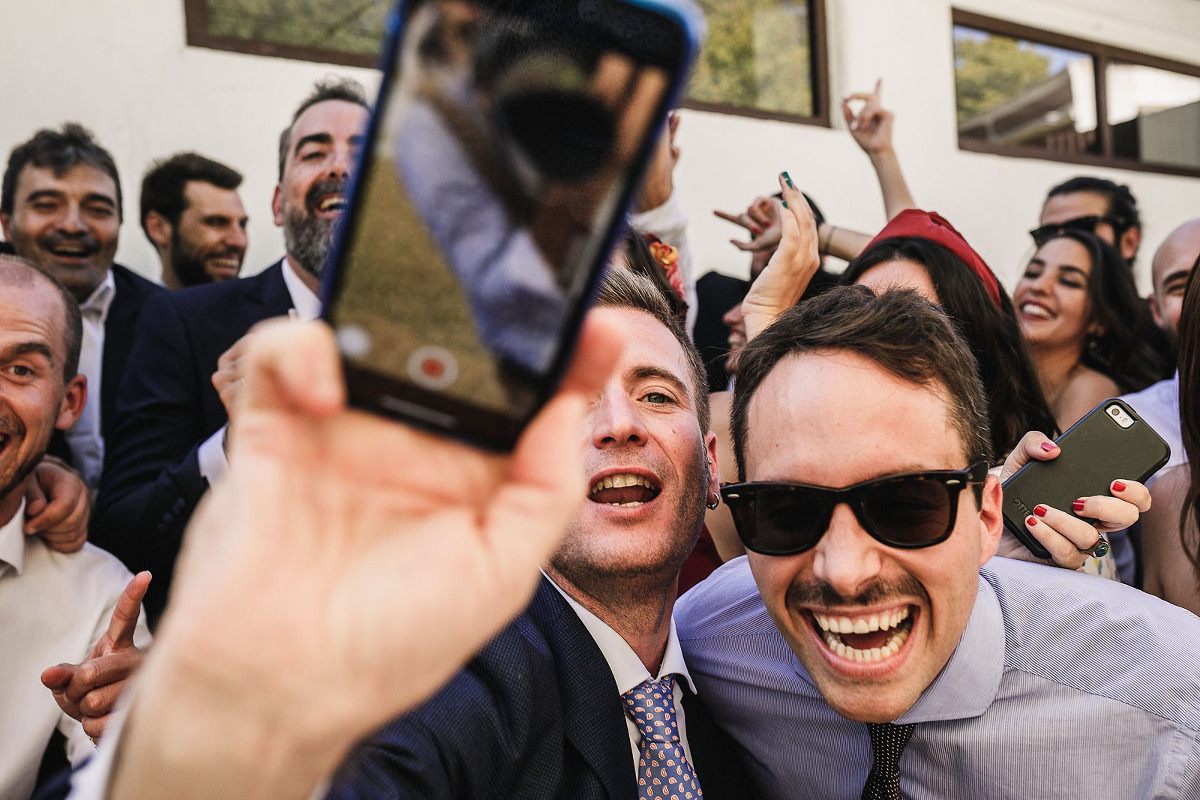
330;0;671;420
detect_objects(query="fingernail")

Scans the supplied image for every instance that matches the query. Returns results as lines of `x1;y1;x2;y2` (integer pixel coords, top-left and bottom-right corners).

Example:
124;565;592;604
1072;499;1086;512
781;200;788;209
1034;505;1047;517
1112;480;1126;492
1040;441;1058;452
1027;516;1038;527
751;225;762;235
782;171;795;189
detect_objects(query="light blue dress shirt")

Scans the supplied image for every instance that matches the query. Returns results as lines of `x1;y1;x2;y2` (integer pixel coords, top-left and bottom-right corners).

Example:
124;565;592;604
676;556;1200;800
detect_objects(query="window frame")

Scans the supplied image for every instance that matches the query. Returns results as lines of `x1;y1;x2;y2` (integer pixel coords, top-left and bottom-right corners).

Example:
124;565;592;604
952;9;1200;179
183;0;831;126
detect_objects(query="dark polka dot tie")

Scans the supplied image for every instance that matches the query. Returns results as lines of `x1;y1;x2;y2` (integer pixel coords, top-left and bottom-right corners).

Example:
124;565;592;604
861;722;915;800
620;676;703;800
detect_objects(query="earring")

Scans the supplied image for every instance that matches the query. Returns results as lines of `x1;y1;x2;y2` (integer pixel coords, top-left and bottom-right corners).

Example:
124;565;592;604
706;494;720;511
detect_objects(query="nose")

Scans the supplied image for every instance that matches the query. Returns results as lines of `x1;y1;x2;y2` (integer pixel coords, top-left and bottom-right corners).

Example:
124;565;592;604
330;144;354;181
809;504;885;598
228;224;248;253
588;385;649;449
722;303;743;329
57;202;86;234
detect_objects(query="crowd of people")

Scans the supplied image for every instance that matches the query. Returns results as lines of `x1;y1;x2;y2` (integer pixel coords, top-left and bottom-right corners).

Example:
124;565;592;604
1;18;1199;800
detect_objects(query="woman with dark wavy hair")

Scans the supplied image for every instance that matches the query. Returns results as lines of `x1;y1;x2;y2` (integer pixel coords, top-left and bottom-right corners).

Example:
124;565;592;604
1142;254;1200;614
844;231;1059;459
1014;229;1160;431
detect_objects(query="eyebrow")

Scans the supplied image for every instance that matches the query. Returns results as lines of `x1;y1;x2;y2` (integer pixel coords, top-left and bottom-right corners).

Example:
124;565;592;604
293;132;365;156
630;365;691;403
0;341;55;364
1159;269;1191;288
24;189;116;208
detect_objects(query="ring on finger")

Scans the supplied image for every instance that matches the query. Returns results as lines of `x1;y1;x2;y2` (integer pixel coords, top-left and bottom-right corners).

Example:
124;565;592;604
1080;531;1110;558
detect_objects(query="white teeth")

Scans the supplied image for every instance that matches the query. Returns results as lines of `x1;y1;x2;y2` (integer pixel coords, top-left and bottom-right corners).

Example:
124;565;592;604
820;623;911;664
812;606;910;636
1020;303;1053;319
589;473;655;494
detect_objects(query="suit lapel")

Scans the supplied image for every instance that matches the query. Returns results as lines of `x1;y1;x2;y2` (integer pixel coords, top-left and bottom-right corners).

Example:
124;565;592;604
101;266;147;439
530;580;638;800
241;260;295;325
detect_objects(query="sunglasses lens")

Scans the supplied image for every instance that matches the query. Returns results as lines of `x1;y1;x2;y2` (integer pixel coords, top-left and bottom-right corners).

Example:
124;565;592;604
733;487;827;555
860;478;953;546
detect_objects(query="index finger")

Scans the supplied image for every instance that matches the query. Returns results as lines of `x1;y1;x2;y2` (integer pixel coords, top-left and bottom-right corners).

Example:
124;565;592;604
100;571;151;654
713;209;752;229
998;431;1059;482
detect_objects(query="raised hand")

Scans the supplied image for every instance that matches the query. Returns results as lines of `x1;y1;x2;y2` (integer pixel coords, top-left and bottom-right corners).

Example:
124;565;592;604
41;571;150;739
110;316;624;800
740;173;821;341
843;78;894;156
714;195;784;253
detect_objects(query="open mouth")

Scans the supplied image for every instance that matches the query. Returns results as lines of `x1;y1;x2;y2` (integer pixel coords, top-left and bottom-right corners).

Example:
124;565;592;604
313;194;347;214
207;256;241;271
1019;302;1054;320
810;606;914;664
46;242;97;260
588;472;662;507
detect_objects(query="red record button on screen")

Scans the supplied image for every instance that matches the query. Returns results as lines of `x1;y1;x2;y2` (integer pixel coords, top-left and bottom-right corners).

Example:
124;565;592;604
407;345;459;390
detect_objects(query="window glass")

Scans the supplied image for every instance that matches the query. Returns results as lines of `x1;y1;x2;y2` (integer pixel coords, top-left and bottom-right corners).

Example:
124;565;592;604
953;25;1098;155
201;0;389;57
1106;62;1200;169
687;0;815;117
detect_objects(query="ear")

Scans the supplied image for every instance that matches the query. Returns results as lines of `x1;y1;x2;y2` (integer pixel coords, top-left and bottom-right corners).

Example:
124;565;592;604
1119;226;1141;262
1149;293;1164;329
144;211;172;249
272;185;284;227
977;474;1004;565
704;430;720;502
55;375;87;431
0;211;11;242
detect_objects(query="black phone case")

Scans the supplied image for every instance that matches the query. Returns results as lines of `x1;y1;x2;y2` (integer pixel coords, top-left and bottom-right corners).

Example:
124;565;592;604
1000;398;1170;559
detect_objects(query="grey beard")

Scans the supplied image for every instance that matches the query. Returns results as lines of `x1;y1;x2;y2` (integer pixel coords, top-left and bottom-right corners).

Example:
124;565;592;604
283;206;336;279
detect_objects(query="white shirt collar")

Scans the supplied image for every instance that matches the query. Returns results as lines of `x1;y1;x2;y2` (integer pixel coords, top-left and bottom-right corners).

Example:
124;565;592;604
79;270;117;322
281;258;322;321
546;573;697;696
0;500;29;577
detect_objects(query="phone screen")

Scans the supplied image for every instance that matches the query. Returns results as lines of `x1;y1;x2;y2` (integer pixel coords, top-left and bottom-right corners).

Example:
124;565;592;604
325;0;690;447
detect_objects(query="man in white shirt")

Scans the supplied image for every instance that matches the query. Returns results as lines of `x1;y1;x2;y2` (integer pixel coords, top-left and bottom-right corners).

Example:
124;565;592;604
0;255;150;800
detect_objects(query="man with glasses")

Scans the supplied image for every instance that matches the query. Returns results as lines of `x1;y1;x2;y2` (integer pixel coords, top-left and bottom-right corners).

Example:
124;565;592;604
1031;176;1142;263
676;286;1200;800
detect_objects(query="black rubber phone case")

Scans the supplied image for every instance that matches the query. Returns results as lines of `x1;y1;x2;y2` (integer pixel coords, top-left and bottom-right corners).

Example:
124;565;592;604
1000;398;1170;559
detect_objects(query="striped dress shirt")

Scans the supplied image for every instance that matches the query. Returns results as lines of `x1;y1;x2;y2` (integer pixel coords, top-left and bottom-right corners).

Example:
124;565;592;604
676;557;1200;800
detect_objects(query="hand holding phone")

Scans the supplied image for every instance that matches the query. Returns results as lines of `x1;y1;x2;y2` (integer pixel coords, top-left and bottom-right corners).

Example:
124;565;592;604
1000;400;1167;561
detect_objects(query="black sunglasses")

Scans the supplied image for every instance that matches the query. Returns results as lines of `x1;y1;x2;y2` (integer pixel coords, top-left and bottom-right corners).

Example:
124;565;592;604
720;462;990;556
1029;215;1124;247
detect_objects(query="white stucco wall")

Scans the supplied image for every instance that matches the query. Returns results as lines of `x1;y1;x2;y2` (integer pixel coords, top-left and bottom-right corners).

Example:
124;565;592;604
1;0;1198;293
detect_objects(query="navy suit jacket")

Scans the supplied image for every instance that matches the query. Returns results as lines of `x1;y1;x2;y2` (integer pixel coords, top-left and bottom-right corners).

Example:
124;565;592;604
93;260;293;622
47;264;163;466
326;579;757;800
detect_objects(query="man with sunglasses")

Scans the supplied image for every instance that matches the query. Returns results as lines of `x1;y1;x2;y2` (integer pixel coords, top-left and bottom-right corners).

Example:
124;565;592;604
676;286;1200;799
1032;176;1142;262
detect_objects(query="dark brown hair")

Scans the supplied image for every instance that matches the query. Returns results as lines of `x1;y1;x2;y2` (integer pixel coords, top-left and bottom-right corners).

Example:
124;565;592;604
730;285;992;481
2;123;122;220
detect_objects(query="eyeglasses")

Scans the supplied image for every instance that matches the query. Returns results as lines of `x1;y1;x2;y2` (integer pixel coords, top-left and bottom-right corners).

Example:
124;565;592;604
720;462;989;556
1029;215;1124;248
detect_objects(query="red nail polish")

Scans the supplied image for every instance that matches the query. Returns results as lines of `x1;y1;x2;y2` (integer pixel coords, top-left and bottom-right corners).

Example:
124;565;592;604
1040;441;1058;453
1072;499;1086;512
1113;480;1126;492
1027;516;1038;526
1034;505;1047;517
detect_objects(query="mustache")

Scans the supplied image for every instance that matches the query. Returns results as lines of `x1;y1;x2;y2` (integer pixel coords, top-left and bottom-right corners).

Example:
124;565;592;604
785;573;927;609
39;230;100;253
305;177;347;212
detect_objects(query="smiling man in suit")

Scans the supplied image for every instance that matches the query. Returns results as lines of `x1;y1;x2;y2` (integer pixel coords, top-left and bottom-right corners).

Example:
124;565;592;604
0;124;163;489
324;268;749;800
91;77;370;623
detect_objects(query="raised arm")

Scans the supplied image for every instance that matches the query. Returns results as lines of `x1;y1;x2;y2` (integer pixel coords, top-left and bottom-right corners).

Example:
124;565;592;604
843;78;916;221
106;316;623;800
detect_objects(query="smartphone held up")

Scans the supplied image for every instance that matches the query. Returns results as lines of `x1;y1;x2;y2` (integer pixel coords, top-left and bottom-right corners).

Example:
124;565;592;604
321;0;704;449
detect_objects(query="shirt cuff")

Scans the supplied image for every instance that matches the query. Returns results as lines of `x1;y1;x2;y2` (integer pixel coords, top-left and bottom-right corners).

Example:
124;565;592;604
197;426;230;486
